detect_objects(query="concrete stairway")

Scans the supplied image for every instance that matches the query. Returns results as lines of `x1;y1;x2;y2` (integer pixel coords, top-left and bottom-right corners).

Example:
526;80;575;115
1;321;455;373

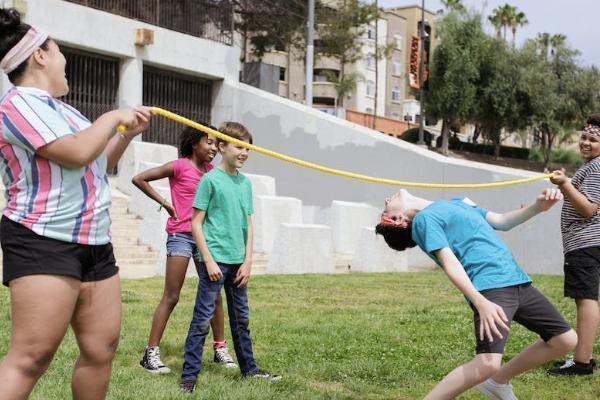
110;193;159;279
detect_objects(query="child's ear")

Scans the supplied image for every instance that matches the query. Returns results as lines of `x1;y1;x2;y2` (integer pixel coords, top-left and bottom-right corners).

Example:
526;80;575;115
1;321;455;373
385;197;391;205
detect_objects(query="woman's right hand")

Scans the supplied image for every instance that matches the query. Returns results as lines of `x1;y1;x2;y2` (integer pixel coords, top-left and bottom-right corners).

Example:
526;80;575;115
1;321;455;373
206;261;223;282
112;106;152;137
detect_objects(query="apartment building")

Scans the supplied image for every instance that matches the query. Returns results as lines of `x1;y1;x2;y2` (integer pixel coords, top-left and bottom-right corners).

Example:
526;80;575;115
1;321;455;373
243;3;437;129
386;5;438;122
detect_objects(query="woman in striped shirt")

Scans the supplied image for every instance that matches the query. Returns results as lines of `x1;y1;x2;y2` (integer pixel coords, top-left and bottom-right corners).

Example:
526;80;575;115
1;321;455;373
0;8;152;399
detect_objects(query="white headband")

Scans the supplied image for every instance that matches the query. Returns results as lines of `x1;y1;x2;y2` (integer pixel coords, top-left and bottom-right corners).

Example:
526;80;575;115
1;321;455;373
0;26;49;74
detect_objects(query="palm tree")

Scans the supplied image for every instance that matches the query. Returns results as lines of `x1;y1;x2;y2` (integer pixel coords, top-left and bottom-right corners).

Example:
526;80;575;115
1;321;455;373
550;33;567;57
324;70;362;116
489;4;515;42
441;0;465;14
535;32;567;60
535;32;550;60
488;14;502;39
510;11;528;48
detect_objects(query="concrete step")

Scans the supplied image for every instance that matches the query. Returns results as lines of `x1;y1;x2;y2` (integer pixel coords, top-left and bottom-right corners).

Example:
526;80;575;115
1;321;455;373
118;263;156;279
114;247;158;263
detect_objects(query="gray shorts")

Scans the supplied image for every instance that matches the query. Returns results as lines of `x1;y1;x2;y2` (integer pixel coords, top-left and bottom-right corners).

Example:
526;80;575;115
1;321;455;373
470;283;571;354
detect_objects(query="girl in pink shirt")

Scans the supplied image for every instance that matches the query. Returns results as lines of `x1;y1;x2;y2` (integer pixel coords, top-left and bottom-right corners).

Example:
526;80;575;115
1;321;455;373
133;126;236;373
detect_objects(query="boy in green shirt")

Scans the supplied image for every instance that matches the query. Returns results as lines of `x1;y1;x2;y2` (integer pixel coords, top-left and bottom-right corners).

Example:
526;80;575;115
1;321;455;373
180;122;281;393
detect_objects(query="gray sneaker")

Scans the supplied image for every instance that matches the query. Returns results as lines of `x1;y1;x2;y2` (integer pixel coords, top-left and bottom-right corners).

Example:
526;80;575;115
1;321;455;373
476;378;518;400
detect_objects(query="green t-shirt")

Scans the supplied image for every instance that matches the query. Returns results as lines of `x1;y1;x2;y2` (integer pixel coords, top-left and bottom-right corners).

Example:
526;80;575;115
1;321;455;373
193;168;254;264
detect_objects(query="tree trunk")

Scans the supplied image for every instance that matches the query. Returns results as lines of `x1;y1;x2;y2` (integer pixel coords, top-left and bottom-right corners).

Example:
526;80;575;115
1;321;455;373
494;140;501;159
441;119;450;155
472;124;481;143
541;125;552;166
512;27;516;49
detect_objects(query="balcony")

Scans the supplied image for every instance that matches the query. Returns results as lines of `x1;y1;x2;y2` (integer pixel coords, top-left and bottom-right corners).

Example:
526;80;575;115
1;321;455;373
64;0;233;45
312;82;337;99
315;56;341;71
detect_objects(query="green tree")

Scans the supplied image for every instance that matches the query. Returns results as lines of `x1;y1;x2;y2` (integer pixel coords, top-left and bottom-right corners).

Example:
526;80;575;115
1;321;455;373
232;0;309;62
510;10;528;48
324;71;363;114
474;39;525;157
519;38;600;165
489;4;515;42
425;12;488;155
316;0;378;110
488;14;502;39
441;0;466;14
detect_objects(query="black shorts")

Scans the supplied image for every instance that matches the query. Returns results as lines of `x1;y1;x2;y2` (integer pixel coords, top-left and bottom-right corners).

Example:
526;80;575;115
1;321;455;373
1;216;119;287
564;247;600;300
471;283;571;354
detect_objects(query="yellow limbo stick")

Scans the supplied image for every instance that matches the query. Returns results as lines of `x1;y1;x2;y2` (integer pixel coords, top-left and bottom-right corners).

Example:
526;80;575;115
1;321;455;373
118;107;553;189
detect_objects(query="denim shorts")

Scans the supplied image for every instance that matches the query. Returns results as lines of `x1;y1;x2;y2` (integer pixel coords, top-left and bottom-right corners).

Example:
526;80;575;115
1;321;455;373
166;232;198;258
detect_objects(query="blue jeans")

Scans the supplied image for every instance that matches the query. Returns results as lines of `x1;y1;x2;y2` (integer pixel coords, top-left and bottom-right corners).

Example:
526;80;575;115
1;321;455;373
181;262;258;380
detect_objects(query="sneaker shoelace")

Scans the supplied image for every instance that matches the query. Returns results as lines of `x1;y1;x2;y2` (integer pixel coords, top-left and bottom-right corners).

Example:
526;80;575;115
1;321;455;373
147;347;166;369
215;348;235;364
560;359;576;369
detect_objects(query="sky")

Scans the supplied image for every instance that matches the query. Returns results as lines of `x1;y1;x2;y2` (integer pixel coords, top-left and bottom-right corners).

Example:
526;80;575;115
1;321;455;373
378;0;599;67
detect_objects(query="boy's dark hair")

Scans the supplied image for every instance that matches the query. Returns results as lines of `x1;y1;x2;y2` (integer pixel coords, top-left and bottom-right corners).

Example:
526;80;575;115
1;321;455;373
587;114;600;128
375;223;417;251
218;121;253;146
0;8;50;83
178;124;215;158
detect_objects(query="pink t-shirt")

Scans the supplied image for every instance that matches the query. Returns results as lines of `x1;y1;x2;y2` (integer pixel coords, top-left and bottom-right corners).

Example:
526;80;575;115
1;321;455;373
166;158;213;233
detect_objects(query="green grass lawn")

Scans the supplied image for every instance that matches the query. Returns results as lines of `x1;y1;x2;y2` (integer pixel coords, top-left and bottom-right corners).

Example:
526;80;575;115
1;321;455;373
1;271;599;399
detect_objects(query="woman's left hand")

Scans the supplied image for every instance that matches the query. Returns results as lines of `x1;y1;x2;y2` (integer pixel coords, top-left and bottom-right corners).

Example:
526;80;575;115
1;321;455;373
121;106;152;138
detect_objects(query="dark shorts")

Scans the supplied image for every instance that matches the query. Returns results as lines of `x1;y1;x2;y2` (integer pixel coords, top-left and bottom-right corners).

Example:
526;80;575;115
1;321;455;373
1;216;119;287
564;247;600;300
471;283;571;354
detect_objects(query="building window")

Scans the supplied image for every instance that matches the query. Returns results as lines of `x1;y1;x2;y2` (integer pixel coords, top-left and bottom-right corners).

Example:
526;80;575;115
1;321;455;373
366;53;375;70
143;66;213;146
62;48;119;123
391;112;400;119
366;80;375;97
366;107;373;113
367;25;376;40
391;86;401;102
393;59;403;76
279;67;286;82
64;0;234;45
394;34;403;50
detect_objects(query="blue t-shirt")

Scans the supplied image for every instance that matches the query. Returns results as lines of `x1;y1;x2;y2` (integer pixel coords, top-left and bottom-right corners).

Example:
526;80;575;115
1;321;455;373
411;198;531;292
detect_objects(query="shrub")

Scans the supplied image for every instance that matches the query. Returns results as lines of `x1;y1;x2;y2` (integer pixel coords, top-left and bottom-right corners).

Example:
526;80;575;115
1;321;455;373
400;128;434;146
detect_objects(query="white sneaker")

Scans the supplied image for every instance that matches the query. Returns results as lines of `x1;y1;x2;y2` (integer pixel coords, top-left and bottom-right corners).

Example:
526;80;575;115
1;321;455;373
476;378;518;400
213;347;238;369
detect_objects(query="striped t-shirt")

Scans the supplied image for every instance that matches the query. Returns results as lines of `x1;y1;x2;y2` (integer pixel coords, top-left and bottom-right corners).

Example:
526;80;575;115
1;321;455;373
561;156;600;253
0;86;112;245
